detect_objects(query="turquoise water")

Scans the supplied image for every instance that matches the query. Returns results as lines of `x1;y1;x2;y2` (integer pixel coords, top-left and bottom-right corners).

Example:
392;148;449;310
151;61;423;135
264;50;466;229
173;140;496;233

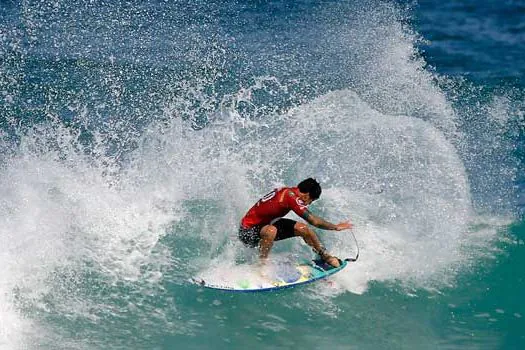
1;1;524;349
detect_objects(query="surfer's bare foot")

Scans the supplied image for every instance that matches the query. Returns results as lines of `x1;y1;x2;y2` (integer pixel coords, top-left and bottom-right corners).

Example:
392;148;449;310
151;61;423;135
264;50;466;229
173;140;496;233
317;247;340;268
325;255;340;268
258;259;271;279
319;251;340;267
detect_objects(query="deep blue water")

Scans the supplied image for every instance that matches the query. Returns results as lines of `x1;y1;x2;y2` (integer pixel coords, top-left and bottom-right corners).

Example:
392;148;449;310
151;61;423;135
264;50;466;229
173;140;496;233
1;1;524;349
418;0;525;84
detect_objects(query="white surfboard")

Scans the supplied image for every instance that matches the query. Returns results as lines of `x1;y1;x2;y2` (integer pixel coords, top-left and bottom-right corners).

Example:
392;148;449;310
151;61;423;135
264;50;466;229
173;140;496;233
192;258;351;293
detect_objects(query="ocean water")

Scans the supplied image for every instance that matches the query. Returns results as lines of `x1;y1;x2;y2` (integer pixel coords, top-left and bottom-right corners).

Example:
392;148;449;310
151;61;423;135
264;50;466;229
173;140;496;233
1;0;524;349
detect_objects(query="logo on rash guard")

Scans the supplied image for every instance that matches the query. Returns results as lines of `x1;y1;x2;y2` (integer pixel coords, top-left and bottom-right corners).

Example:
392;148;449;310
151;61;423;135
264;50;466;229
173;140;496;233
296;198;306;209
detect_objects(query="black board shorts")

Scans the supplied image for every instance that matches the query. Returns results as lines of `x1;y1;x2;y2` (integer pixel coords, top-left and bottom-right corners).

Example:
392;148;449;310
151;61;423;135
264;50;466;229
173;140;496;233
238;218;297;248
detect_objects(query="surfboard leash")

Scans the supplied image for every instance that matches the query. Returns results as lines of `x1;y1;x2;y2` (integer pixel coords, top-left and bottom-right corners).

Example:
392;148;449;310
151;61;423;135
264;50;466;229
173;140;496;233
344;230;360;262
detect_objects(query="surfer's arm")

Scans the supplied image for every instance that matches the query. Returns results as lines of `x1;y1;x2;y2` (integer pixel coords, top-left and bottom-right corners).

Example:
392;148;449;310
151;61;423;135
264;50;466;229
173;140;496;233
303;212;352;231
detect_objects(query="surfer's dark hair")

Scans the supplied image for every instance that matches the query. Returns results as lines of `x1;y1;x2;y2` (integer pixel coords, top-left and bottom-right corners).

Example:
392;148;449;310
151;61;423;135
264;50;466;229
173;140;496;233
298;178;322;200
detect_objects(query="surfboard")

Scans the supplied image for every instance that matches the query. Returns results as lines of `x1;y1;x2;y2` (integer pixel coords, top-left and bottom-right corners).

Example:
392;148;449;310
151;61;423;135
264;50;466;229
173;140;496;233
192;258;350;293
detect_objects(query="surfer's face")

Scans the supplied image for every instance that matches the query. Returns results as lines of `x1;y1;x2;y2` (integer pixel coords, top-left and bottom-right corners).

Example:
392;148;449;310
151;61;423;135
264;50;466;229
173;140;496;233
299;192;315;205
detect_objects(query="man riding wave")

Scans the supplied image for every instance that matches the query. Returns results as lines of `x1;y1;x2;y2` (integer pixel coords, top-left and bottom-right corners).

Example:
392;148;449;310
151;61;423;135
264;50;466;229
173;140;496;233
239;178;352;267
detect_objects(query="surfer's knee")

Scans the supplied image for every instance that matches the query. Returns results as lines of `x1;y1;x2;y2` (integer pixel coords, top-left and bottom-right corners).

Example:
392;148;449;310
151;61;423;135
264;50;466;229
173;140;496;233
260;225;277;241
294;222;313;238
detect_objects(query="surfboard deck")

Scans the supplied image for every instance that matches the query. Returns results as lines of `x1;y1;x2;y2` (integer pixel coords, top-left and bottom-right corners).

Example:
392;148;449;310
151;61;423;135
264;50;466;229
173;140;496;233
192;258;349;292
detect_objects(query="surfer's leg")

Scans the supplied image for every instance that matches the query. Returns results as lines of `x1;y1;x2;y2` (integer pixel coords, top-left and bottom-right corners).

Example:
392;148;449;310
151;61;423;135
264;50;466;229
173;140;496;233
259;224;277;260
272;218;328;257
294;223;340;268
293;222;324;252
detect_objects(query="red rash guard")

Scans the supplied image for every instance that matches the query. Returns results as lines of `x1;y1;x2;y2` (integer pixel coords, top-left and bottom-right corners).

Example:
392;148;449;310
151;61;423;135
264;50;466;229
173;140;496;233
241;187;310;228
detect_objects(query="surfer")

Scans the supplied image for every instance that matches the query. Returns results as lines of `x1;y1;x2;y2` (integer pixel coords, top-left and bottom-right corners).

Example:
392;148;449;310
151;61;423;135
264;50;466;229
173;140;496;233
239;178;352;267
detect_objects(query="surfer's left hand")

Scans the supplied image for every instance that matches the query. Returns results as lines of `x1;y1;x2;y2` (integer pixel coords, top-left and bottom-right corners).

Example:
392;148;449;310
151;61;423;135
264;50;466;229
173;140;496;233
335;221;352;231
